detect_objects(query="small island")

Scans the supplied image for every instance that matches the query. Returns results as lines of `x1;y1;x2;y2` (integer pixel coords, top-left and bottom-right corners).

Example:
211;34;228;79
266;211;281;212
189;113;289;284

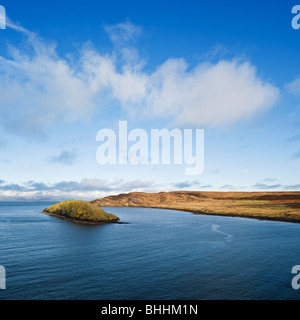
42;200;120;224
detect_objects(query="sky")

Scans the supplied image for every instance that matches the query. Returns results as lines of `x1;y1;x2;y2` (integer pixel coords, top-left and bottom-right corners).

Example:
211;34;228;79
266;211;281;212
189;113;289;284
0;0;300;201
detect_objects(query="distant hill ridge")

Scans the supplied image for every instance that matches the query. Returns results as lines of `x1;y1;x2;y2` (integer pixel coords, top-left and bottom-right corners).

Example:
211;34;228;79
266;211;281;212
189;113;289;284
92;191;300;223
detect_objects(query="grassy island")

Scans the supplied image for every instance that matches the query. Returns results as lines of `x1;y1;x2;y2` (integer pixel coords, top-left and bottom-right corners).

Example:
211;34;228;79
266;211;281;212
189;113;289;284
42;200;119;224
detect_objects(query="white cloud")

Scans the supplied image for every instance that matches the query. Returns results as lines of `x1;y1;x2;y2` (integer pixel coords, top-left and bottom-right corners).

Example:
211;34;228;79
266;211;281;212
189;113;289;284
0;20;280;135
141;58;279;126
6;17;31;34
286;77;300;96
0;37;97;134
104;20;142;46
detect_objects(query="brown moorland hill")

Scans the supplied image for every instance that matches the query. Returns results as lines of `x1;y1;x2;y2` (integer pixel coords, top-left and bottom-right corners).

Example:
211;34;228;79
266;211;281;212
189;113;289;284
91;191;300;223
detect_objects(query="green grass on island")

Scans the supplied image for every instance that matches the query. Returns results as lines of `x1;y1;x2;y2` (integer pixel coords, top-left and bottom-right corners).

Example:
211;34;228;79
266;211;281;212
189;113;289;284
42;200;119;224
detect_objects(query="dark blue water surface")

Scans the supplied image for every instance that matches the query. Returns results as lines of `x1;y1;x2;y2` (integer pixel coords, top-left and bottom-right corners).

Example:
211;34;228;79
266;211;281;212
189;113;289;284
0;202;300;300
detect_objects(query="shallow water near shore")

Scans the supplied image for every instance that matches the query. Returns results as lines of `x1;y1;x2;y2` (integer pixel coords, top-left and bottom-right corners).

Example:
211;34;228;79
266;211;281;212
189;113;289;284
0;202;300;300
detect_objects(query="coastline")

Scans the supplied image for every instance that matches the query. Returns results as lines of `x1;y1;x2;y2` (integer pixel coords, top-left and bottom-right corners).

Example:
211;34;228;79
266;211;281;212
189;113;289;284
92;191;300;224
96;205;300;224
179;208;300;224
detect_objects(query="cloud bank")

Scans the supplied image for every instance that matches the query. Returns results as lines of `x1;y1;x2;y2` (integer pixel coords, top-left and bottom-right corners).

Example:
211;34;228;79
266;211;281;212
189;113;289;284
0;20;280;135
0;178;299;201
0;178;157;201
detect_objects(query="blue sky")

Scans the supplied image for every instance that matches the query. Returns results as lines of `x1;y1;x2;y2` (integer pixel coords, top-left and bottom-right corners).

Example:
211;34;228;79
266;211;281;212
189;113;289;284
0;0;300;201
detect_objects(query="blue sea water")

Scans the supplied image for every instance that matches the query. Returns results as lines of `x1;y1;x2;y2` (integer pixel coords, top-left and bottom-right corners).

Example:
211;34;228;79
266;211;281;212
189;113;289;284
0;202;300;300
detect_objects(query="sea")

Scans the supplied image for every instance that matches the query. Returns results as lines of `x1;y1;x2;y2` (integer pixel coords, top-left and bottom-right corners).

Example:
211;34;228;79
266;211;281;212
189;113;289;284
0;201;300;300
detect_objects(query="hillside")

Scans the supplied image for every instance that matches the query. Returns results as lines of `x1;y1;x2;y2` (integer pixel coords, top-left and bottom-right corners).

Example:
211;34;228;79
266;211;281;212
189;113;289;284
92;191;300;223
